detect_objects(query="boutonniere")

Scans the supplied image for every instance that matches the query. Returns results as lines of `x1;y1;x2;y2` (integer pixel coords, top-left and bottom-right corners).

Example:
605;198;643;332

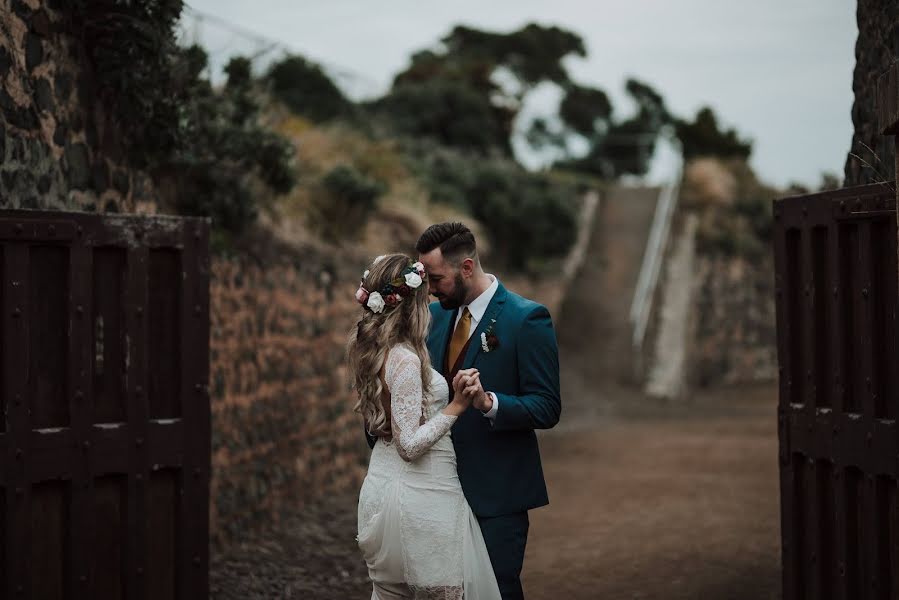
480;319;499;352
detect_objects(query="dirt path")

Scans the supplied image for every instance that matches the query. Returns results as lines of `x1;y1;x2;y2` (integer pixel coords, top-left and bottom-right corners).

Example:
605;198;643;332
522;385;781;599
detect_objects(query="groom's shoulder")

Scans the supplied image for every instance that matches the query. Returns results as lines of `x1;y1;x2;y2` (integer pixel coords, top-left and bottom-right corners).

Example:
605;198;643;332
428;300;446;318
503;288;550;319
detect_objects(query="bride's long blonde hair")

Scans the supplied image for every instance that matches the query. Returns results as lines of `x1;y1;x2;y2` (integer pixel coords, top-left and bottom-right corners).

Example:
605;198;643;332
347;253;432;435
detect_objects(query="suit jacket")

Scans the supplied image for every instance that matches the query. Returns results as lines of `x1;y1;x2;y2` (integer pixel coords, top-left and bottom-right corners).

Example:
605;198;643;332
428;281;561;517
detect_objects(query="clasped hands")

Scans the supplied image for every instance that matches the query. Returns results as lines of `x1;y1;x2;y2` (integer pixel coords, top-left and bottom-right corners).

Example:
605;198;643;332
451;368;492;413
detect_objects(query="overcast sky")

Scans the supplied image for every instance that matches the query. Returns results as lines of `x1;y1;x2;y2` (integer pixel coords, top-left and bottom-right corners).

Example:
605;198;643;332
182;0;857;189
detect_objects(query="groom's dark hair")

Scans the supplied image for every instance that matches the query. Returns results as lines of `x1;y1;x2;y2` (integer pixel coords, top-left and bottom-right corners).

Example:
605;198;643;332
416;222;477;263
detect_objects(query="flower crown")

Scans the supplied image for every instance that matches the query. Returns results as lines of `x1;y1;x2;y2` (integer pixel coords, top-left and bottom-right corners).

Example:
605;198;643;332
355;258;427;314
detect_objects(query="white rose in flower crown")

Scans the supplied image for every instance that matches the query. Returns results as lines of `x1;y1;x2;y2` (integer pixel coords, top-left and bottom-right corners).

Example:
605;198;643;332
412;261;425;273
404;271;423;289
367;291;385;313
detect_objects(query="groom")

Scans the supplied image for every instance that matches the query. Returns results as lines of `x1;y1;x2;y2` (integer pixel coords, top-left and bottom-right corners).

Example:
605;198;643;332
416;222;562;600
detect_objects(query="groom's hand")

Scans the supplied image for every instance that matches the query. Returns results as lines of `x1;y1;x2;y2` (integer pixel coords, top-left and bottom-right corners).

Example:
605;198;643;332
464;373;492;413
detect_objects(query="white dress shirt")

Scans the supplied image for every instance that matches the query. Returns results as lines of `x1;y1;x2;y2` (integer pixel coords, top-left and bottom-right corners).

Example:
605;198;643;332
453;274;500;421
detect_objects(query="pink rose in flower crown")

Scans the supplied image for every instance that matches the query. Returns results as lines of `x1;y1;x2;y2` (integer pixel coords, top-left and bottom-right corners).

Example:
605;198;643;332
355;286;370;306
384;293;401;307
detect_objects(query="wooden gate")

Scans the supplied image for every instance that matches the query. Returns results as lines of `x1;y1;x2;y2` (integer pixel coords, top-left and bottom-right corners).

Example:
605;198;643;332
774;181;898;599
0;209;210;599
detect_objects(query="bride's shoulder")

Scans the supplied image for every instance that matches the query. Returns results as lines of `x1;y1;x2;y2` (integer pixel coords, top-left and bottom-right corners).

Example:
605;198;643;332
387;342;417;358
385;343;419;369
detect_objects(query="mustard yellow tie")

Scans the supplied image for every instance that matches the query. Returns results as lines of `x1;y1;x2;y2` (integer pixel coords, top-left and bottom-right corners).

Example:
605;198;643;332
448;307;472;367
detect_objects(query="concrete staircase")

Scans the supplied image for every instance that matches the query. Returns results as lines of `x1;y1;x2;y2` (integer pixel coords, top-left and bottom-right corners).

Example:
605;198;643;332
555;185;660;424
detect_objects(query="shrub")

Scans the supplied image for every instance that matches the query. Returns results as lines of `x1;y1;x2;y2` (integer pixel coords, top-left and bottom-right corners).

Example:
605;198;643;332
307;165;384;241
266;56;352;122
408;144;579;271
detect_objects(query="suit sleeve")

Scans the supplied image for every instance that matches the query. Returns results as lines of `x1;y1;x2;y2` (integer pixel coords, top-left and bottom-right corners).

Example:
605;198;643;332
491;305;562;431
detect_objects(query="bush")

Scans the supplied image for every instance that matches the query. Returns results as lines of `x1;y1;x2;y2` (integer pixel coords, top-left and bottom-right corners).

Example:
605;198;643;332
69;1;296;244
165;54;296;240
468;167;578;270
307;165;384;241
267;56;352;122
369;80;510;154
408;145;579;271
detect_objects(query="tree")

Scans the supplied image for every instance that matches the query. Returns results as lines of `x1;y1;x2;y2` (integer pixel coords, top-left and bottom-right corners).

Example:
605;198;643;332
555;78;670;178
373;23;588;156
266;55;352;122
674;106;752;160
558;85;613;137
368;79;510;154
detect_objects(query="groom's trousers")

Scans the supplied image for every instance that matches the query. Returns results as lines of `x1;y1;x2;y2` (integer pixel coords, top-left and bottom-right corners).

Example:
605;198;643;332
477;512;530;600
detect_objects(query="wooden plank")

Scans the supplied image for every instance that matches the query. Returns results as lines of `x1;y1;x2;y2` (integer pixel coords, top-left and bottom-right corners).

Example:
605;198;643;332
148;248;181;419
807;457;822;600
92;246;128;424
147;469;178;600
28;244;70;429
773;200;791;415
787;227;805;408
800;221;815;414
4;244;29;598
817;460;835;600
838;222;860;413
125;246;149;600
847;468;864;599
183;220;211;598
69;239;92;595
833;464;849;600
811;225;831;409
30;480;69;600
788;453;807;600
863;474;878;600
873;476;894;599
92;475;127;598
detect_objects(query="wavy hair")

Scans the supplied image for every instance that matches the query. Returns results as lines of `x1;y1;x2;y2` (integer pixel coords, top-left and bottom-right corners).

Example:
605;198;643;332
347;253;432;436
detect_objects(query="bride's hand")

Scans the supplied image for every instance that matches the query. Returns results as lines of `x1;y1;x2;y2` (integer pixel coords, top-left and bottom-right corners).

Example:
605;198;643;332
452;368;478;396
443;369;477;416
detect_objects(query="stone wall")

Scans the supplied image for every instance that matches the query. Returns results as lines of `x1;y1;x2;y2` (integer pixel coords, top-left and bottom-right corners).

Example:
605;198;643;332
0;0;155;212
209;256;368;548
845;0;899;186
688;253;777;387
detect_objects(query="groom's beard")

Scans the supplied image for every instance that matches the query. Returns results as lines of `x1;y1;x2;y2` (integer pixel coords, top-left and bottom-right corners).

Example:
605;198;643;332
436;274;467;310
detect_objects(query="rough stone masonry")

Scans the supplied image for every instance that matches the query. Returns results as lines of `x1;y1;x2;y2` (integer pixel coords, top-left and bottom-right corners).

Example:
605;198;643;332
0;0;155;212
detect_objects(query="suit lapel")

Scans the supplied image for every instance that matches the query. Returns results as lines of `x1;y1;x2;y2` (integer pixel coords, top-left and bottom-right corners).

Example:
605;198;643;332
463;283;508;369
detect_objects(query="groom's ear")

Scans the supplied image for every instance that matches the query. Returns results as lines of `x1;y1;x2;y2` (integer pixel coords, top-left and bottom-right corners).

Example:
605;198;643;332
459;257;475;278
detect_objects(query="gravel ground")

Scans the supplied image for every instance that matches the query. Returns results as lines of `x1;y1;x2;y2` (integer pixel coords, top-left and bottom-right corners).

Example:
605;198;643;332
210;493;370;599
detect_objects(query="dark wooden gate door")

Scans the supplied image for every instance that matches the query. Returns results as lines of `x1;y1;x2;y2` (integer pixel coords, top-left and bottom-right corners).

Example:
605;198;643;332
774;181;899;600
0;209;210;599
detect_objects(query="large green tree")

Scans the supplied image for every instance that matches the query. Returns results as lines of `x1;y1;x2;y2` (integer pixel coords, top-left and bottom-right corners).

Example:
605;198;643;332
553;78;671;178
370;23;587;155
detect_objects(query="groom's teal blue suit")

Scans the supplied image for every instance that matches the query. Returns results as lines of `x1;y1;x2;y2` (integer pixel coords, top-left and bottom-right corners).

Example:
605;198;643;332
428;281;561;599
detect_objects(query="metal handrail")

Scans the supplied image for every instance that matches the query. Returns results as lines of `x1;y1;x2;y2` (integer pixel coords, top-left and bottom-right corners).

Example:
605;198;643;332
629;144;683;369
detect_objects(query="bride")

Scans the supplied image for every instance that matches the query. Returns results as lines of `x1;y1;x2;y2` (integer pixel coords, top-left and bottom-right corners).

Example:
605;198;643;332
348;253;502;600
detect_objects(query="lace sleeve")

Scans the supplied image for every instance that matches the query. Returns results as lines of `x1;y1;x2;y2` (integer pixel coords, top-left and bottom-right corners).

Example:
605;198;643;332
385;347;456;462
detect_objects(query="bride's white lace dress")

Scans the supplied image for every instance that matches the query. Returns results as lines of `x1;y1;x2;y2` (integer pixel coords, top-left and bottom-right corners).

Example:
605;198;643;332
357;344;501;600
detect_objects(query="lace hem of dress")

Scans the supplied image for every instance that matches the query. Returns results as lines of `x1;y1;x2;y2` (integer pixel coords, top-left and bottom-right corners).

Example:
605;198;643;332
408;585;464;600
